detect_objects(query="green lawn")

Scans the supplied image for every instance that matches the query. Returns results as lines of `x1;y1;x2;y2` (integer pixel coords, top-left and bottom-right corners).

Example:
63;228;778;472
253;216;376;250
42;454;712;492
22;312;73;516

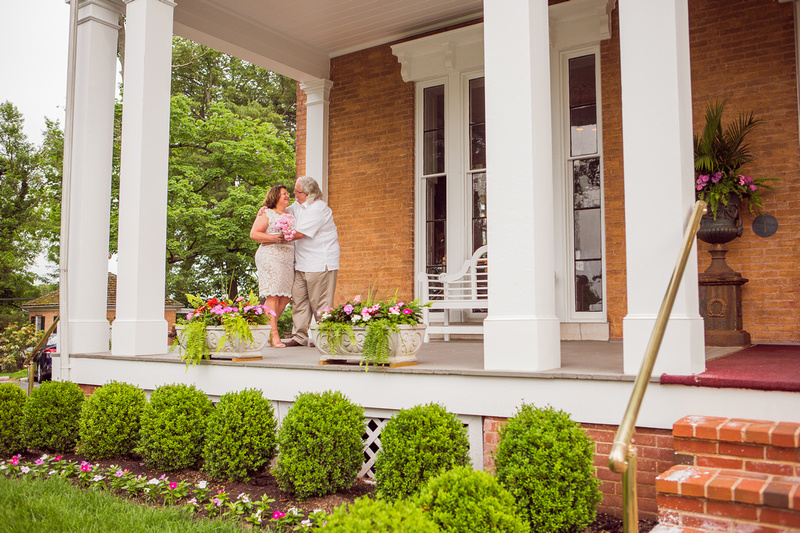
0;475;244;532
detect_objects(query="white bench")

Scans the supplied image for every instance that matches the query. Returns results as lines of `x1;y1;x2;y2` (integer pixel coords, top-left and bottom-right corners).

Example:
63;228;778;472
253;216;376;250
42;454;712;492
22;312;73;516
418;245;488;341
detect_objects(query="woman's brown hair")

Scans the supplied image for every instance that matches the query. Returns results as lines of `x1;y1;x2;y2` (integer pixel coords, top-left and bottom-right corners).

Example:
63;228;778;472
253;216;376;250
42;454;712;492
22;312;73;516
263;185;286;209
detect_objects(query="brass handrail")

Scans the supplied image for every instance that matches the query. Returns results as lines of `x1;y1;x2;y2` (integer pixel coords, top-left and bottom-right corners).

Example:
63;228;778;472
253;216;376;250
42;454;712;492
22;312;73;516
24;316;60;396
608;200;706;532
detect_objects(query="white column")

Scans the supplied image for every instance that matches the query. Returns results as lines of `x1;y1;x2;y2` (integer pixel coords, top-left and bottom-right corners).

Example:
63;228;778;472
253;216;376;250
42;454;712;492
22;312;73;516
483;0;560;371
299;79;332;198
619;0;705;375
111;0;174;356
67;0;124;354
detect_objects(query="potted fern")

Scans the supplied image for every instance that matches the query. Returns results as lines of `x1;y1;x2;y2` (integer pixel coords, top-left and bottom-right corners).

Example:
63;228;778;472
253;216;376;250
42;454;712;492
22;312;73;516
309;293;429;369
694;100;778;244
175;292;274;367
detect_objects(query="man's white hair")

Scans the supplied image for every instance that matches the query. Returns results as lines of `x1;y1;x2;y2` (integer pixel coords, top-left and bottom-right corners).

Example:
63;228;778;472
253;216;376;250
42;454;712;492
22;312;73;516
296;176;322;201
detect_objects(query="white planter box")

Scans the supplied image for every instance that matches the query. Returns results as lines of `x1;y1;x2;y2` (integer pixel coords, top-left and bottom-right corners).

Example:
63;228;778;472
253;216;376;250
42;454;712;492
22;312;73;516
175;325;270;361
308;324;426;367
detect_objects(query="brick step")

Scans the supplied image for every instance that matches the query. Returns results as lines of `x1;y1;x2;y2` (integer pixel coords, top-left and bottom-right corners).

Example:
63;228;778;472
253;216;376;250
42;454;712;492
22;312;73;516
656;464;800;531
672;416;800;476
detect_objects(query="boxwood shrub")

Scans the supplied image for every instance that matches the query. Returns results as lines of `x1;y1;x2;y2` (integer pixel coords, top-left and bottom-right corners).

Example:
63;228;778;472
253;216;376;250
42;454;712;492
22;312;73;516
416;466;529;533
273;390;364;499
202;388;278;482
0;383;27;456
493;404;602;533
77;381;147;460
136;383;212;471
374;403;469;500
22;381;85;453
324;496;440;532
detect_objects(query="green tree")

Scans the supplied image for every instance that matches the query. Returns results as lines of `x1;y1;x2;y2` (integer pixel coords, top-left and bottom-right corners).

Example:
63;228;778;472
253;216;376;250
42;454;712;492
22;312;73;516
171;37;297;132
165;95;295;300
0;102;54;325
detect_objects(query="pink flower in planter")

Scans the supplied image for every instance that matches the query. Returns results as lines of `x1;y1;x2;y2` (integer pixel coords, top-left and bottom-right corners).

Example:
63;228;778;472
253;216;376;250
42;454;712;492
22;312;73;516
353;294;362;303
403;308;413;315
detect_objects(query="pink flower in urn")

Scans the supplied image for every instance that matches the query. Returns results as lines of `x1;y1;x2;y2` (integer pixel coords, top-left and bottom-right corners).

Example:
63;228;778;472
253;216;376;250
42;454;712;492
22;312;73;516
353;294;362;303
344;304;354;315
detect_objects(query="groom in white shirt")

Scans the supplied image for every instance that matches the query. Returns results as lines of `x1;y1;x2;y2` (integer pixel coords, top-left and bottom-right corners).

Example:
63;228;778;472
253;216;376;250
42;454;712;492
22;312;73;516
284;176;340;347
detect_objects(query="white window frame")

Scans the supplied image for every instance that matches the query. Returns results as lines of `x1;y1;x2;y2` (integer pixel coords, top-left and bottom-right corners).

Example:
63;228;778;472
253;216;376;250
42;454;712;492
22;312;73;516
556;45;608;324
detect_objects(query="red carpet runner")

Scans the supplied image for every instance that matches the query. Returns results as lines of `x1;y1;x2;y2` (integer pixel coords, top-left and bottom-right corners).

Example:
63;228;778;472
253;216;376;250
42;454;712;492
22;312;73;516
660;344;800;392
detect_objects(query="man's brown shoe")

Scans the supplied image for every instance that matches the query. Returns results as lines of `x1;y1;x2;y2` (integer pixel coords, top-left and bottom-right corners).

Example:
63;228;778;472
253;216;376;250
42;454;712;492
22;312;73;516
284;339;304;347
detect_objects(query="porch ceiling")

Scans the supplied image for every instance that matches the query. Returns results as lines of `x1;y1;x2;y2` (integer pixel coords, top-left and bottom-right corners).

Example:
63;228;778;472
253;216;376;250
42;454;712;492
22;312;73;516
172;0;483;82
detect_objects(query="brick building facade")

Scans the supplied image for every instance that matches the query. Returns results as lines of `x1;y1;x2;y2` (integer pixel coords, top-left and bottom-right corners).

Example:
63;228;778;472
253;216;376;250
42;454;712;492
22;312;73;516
297;0;800;345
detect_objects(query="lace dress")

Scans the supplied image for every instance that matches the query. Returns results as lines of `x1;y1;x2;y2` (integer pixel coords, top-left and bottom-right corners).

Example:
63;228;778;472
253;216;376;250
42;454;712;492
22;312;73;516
255;209;295;298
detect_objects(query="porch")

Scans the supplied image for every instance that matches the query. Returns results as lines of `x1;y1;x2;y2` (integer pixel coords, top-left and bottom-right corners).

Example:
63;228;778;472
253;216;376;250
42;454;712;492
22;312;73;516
54;340;800;434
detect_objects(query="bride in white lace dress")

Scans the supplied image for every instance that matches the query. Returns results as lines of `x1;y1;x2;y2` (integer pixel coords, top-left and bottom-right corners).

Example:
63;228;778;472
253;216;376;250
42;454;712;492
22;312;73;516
249;185;295;348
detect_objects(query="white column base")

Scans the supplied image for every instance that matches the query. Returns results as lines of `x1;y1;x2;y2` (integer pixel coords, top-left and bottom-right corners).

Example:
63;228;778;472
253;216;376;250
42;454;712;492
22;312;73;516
623;315;706;376
68;320;111;354
483;316;560;372
111;319;168;356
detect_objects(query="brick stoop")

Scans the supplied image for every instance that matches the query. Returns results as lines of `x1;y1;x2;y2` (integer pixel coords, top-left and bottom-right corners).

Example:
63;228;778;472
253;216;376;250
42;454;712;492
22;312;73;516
654;415;800;532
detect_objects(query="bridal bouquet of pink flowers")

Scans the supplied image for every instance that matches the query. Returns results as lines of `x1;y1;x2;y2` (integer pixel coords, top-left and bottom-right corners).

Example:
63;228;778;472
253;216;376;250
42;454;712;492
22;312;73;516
275;213;296;241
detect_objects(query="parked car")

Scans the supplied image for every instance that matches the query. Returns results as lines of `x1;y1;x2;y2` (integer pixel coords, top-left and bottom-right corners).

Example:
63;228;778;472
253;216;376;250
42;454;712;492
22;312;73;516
33;345;54;382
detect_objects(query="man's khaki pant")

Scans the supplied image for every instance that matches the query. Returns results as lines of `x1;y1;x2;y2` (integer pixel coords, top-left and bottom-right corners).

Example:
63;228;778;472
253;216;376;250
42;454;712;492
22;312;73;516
291;269;338;345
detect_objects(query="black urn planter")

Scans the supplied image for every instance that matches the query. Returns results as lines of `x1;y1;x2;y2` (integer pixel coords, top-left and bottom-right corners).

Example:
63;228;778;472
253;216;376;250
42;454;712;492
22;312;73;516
696;195;743;245
696;194;751;347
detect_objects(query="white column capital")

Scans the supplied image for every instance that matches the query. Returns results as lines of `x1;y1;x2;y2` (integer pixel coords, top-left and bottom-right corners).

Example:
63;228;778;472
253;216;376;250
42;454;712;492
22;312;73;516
77;0;125;30
300;79;333;107
123;0;177;6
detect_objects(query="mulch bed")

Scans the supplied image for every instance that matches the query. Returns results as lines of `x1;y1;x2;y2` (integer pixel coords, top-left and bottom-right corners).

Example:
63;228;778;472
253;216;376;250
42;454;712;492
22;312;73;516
16;450;656;532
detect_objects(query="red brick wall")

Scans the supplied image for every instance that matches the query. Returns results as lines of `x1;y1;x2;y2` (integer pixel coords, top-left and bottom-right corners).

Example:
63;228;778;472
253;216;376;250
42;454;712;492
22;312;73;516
484;416;673;521
325;45;416;304
689;0;800;344
295;86;307;178
601;9;626;341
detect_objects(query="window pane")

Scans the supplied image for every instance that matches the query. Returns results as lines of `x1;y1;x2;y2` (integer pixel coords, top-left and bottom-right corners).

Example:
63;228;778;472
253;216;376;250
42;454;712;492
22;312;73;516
472;171;487;252
470;124;486;170
569;55;596;108
472;219;487;252
423;130;445;175
569;55;597;157
574;208;602;260
469;78;486;170
423;85;445;130
423;85;445;175
575;259;603;312
573;158;601;209
426;176;446;273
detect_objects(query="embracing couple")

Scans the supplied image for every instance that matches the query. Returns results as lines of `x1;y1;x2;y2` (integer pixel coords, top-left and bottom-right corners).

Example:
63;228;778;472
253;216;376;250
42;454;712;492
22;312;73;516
249;176;340;348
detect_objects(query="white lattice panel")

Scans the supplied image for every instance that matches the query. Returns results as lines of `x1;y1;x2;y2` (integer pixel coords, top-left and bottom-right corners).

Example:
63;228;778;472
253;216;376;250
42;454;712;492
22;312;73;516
359;417;389;478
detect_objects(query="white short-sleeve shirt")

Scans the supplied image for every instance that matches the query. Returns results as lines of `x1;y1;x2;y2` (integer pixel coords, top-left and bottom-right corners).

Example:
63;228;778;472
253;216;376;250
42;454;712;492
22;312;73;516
288;199;340;272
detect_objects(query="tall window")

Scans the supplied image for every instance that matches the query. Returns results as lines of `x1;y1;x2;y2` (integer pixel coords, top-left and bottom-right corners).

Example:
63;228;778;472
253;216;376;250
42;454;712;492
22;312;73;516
568;54;603;313
469;78;487;253
423;85;446;274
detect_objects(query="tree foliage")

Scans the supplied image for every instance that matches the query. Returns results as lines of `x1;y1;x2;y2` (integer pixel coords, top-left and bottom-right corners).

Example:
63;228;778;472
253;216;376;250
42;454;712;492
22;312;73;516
0;102;60;325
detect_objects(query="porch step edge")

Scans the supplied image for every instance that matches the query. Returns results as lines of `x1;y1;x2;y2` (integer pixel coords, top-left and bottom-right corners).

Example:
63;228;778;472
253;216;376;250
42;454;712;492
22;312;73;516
656;465;800;512
673;416;800;449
